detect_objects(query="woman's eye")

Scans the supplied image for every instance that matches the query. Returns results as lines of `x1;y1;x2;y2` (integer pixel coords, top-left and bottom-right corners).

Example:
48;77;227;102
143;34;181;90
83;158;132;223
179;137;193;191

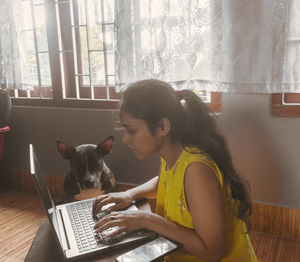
127;129;135;135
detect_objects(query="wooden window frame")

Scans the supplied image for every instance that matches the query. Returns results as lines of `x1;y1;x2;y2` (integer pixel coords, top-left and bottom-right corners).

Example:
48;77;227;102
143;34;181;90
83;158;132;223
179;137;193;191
207;92;222;113
272;93;300;117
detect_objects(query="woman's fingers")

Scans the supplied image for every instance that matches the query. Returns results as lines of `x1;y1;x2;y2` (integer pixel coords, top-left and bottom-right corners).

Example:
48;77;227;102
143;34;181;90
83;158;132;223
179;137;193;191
105;201;128;213
94;215;120;233
92;192;132;215
105;226;127;239
93;194;113;215
93;210;145;236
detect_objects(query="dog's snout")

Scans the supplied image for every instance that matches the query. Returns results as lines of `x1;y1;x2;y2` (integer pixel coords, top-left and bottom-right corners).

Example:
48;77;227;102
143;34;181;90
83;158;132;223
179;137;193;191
84;180;94;188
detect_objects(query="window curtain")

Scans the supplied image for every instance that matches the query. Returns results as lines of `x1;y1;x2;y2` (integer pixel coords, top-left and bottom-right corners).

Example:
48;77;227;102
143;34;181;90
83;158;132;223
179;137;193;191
0;0;32;90
115;0;300;93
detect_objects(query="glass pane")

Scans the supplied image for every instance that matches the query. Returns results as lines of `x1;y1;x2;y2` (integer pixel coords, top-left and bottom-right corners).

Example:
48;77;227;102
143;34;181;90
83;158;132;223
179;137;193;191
90;52;105;86
103;0;114;23
36;27;49;53
87;0;102;24
82;76;90;86
39;53;52;86
33;0;45;5
23;49;38;86
108;75;115;87
79;27;89;75
20;30;35;57
90;25;103;50
19;0;33;31
34;5;49;52
74;0;86;26
107;52;115;75
104;25;114;51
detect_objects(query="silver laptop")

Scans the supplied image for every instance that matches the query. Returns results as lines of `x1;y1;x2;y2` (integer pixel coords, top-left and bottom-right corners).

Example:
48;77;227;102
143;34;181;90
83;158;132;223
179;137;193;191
29;144;156;260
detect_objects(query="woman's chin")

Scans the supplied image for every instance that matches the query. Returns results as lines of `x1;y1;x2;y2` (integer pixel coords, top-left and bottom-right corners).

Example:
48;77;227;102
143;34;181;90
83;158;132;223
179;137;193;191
134;152;147;160
135;154;145;160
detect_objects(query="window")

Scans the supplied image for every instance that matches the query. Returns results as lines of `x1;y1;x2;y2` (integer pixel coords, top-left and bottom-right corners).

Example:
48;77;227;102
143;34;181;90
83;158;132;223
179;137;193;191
8;0;220;111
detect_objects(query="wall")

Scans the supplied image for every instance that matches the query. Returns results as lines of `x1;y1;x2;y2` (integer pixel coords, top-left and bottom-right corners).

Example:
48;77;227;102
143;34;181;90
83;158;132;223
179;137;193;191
1;93;300;208
220;93;300;209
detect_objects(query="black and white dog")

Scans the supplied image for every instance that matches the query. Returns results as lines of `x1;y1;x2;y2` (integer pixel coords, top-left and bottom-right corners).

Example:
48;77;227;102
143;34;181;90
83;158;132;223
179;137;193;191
56;136;116;202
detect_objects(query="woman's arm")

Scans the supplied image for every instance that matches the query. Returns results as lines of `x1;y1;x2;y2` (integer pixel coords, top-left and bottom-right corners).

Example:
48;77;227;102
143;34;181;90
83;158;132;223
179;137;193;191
93;174;159;214
144;162;225;261
95;162;225;262
126;175;159;200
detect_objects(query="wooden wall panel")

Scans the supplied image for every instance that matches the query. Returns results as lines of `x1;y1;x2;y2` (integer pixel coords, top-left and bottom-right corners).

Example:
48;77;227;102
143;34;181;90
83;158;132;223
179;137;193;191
0;167;64;198
252;202;300;241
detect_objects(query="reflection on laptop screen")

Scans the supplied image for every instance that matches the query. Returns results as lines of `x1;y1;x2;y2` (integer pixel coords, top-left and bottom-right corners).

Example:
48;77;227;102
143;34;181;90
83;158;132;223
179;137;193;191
29;144;54;211
29;144;62;245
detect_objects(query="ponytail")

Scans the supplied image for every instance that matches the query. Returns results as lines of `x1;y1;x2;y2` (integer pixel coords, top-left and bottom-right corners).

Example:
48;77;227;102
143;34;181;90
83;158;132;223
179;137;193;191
179;90;252;229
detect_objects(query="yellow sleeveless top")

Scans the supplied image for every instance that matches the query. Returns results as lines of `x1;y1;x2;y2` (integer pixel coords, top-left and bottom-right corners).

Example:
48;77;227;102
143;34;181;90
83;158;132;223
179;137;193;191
156;147;257;262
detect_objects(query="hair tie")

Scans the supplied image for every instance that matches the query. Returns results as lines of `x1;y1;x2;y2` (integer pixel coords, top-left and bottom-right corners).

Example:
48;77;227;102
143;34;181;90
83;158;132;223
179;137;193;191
177;90;183;101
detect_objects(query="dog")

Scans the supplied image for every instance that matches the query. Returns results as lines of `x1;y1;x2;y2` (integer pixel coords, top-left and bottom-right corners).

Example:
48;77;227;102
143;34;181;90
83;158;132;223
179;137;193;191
56;136;117;202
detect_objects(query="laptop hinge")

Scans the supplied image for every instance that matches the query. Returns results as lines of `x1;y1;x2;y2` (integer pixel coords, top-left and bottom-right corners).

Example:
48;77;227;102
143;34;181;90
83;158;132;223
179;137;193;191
57;208;71;251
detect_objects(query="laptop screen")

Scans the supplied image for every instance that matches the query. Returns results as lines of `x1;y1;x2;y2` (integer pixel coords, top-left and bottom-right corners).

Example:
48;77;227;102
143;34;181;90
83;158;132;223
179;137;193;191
29;144;63;245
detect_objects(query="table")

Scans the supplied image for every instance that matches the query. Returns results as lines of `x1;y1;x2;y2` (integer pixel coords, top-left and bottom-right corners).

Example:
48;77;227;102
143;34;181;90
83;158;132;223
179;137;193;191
25;199;157;262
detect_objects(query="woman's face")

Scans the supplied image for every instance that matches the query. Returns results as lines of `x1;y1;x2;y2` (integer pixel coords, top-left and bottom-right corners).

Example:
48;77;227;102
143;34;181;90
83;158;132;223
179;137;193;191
120;112;163;159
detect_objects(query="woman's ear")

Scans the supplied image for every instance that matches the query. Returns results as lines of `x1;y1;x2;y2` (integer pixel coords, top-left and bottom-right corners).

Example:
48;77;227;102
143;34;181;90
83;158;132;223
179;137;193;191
158;118;171;136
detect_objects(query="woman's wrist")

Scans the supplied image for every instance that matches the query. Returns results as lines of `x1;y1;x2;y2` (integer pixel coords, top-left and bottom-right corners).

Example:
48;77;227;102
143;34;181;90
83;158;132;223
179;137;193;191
140;211;154;230
125;188;136;202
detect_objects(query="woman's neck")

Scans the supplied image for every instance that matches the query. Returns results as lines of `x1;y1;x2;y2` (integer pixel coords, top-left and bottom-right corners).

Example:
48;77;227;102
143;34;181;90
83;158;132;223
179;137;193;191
159;142;183;171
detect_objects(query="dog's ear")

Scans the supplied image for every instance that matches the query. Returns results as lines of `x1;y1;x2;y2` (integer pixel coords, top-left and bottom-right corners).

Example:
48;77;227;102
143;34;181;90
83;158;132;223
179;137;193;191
56;140;76;159
97;136;114;156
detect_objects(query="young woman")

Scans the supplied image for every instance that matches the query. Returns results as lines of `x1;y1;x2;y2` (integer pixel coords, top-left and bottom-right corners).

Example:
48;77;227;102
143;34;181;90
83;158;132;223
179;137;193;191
93;79;257;262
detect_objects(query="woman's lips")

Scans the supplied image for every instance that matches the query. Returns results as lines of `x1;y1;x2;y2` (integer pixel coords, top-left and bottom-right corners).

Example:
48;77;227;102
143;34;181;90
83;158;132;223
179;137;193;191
129;147;136;153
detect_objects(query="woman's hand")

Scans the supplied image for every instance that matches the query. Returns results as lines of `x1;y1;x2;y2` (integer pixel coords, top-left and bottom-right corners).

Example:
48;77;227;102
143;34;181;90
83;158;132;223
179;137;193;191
92;191;133;216
93;210;149;238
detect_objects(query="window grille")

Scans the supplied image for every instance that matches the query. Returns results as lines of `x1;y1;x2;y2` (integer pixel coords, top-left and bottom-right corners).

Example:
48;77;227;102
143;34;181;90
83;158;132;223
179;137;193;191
8;0;215;109
55;0;118;101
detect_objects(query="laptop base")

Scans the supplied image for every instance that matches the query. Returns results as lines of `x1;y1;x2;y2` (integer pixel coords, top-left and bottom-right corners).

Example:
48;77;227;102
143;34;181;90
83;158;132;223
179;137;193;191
26;217;154;262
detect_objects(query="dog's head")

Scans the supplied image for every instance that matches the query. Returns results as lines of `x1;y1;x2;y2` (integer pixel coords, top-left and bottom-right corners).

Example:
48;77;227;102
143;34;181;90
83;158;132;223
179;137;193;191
56;136;114;192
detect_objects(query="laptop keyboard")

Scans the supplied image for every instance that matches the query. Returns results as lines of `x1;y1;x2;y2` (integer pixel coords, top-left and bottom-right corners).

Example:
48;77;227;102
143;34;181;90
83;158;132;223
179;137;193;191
66;200;121;253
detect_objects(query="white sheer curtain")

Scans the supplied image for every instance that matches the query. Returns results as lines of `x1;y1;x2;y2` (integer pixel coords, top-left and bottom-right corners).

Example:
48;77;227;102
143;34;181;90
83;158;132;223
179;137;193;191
115;0;300;93
0;0;32;90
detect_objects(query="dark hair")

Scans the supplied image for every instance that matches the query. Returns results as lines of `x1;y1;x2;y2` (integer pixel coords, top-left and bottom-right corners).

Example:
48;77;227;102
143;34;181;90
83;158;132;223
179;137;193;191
120;79;252;229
